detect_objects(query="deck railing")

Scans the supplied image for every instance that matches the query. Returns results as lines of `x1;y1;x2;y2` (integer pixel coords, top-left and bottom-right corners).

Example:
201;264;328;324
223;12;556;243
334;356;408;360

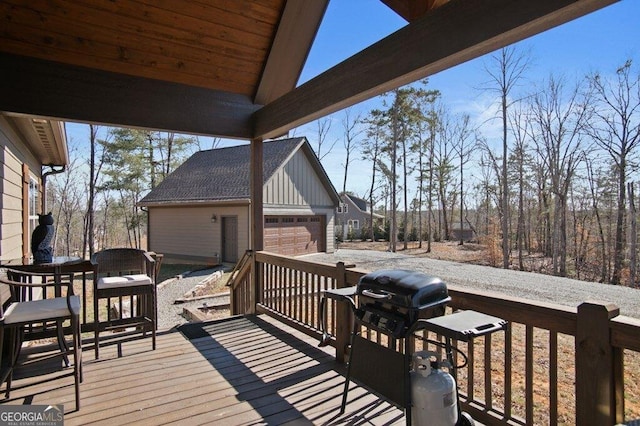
227;251;640;425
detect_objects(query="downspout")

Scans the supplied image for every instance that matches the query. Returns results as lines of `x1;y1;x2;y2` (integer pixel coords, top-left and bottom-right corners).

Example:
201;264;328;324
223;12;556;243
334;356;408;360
41;164;66;213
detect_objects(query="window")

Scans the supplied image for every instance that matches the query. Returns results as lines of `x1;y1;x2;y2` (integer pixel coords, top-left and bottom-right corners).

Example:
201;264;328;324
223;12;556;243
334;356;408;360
347;219;359;230
337;203;348;213
28;177;39;240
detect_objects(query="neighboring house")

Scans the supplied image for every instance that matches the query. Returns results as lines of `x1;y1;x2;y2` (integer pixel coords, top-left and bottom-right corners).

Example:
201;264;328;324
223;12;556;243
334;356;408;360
335;193;383;240
139;137;340;264
0;114;68;264
450;222;476;242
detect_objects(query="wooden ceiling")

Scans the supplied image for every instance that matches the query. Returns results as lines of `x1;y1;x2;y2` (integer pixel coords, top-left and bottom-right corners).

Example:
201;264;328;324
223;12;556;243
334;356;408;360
0;0;619;141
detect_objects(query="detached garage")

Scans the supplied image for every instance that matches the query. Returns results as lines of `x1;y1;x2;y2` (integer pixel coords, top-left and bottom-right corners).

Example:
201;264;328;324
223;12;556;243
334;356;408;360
139;137;339;264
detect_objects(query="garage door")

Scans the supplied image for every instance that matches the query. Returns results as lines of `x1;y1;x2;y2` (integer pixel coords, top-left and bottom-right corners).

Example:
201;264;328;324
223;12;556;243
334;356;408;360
264;215;324;256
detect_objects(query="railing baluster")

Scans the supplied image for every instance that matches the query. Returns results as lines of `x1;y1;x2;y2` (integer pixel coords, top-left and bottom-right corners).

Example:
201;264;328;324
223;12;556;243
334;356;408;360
304;271;310;325
286;267;292;318
550;331;558;426
468;339;475;401
485;333;492;411
294;269;299;322
526;325;534;425
504;322;512;420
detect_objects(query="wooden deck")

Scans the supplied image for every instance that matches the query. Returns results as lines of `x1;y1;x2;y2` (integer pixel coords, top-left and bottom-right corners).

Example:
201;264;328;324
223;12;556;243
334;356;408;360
2;315;406;425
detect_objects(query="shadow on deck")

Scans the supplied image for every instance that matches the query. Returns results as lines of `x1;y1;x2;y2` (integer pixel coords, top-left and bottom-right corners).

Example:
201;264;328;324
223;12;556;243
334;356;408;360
1;315;405;425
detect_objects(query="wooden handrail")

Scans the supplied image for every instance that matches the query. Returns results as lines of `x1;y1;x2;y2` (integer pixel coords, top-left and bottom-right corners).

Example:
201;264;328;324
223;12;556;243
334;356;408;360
227;250;253;291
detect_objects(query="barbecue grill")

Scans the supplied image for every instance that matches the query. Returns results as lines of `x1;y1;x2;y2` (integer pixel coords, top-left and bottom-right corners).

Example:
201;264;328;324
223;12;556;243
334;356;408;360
354;269;451;338
318;270;451;419
318;269;507;426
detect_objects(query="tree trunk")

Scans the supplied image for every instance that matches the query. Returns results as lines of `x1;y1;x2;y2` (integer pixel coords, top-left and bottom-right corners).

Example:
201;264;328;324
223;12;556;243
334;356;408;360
402;137;408;250
86;124;98;258
629;182;637;287
501;90;509;269
613;158;627;285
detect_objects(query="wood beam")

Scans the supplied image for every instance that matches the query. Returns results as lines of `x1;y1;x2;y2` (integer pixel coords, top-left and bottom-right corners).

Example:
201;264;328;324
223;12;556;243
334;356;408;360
253;0;617;139
250;138;264;253
254;0;328;105
380;0;449;22
0;53;260;138
249;137;264;315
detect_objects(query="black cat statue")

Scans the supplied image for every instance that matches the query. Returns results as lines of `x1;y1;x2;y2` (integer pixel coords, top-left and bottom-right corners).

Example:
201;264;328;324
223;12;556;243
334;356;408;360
32;212;54;264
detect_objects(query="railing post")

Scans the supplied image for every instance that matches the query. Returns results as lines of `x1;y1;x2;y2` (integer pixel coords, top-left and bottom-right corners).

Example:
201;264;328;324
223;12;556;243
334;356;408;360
335;262;352;363
575;301;619;426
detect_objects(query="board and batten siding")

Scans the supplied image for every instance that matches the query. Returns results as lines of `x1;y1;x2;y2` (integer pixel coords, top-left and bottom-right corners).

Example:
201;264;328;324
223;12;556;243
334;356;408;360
264;149;334;207
0;117;41;263
148;204;250;263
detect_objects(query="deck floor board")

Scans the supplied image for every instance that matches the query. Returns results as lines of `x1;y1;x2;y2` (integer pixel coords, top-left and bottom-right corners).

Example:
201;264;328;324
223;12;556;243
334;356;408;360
1;315;405;425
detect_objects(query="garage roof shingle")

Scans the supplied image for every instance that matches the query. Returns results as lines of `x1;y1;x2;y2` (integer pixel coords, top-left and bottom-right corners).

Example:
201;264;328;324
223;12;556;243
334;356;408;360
140;137;306;204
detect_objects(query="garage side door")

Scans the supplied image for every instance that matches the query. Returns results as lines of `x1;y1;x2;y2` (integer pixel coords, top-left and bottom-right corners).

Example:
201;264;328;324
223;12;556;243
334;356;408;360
264;216;324;256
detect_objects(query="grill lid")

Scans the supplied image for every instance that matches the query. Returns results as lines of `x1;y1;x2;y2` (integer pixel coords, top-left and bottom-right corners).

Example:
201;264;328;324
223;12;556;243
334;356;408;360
357;269;449;309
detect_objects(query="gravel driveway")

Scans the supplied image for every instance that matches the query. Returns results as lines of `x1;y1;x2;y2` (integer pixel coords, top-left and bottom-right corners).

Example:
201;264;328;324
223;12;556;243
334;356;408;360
156;249;640;330
157;268;230;330
304;249;640;319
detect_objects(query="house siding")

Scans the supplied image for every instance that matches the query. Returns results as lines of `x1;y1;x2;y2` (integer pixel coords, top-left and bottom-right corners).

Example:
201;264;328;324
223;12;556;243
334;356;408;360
148;204;250;264
264;150;333;207
0;118;41;263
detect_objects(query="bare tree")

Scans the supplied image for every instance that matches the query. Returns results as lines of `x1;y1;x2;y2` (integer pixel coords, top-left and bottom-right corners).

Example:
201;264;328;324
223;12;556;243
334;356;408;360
434;107;459;241
361;110;386;241
83;124;106;258
52;153;84;257
313;117;337;161
508;104;531;269
585;158;610;282
629;181;637;286
587;60;640;285
529;74;592;276
452;113;473;245
481;46;531;269
341;108;363;193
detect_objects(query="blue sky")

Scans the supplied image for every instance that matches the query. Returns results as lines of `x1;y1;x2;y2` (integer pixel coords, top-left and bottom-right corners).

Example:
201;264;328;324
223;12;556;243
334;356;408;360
294;0;640;198
66;0;640;198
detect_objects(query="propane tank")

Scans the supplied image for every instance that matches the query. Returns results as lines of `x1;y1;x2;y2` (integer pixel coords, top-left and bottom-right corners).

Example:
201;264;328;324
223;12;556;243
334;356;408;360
410;351;458;426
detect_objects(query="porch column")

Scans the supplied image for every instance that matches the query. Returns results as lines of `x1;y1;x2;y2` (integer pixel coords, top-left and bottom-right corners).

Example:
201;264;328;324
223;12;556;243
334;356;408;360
249;138;263;314
575;301;619;425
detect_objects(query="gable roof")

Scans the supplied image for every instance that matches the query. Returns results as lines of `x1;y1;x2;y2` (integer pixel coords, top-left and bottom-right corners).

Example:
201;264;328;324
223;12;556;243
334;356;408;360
344;194;369;212
341;193;384;218
139;137;339;206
